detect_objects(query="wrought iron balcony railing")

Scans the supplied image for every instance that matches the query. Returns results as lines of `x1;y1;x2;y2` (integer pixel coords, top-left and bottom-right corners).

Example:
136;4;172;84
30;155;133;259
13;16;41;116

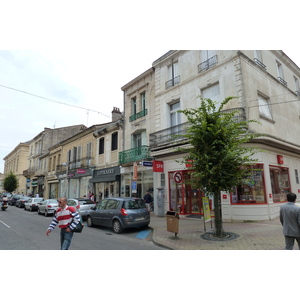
278;77;287;87
198;55;218;73
254;58;266;70
129;109;148;122
150;107;246;149
165;75;180;89
119;145;151;165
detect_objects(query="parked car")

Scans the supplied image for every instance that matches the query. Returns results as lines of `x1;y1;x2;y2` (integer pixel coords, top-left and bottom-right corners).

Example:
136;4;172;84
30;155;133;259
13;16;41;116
24;197;44;211
67;198;96;220
8;194;24;206
37;199;58;216
86;197;150;233
16;196;31;208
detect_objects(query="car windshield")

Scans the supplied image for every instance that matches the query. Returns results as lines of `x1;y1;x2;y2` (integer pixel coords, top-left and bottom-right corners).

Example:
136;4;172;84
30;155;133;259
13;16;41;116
124;199;146;209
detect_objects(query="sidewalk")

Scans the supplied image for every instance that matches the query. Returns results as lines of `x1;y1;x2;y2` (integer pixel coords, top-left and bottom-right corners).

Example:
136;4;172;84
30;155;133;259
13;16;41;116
149;213;290;250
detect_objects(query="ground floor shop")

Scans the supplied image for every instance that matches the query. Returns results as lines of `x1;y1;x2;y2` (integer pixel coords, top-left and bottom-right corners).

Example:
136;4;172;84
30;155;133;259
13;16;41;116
90;166;121;202
151;146;300;221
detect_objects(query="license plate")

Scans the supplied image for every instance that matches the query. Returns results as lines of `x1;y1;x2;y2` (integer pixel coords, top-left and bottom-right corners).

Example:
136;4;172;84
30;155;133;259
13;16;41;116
135;217;144;221
3;205;7;208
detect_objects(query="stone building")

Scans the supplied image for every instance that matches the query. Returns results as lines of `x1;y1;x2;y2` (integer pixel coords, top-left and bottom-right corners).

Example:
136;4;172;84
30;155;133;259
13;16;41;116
120;50;300;221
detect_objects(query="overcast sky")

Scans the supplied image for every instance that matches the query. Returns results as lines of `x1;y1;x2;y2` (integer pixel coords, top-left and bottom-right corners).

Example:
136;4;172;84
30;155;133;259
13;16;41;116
1;1;299;174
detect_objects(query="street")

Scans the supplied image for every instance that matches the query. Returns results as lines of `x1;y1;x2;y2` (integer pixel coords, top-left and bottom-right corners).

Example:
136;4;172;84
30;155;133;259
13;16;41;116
0;205;166;250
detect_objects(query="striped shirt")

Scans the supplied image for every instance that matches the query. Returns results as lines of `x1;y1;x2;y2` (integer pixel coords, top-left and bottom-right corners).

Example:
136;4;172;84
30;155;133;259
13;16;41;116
48;206;80;231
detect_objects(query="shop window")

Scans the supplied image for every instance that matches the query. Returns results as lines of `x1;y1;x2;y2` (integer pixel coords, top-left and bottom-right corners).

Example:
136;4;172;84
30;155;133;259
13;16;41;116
232;164;266;204
270;166;290;202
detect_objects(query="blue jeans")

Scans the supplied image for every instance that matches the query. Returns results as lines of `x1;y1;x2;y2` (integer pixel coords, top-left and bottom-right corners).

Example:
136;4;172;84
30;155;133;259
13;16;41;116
60;229;74;250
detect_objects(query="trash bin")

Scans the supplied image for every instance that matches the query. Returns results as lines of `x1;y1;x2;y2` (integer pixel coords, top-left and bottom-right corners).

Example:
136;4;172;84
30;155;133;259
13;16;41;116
166;211;180;237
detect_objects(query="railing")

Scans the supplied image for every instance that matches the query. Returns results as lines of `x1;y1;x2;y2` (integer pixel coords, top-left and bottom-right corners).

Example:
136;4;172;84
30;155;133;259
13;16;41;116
149;123;189;148
149;107;246;148
278;77;287;87
165;75;180;89
198;55;218;73
119;146;151;165
254;58;266;70
129;109;148;122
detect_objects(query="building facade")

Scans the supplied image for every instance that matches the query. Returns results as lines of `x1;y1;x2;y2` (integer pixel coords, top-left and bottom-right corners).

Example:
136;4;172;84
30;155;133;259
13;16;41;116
3;142;30;194
120;50;300;221
23;125;86;196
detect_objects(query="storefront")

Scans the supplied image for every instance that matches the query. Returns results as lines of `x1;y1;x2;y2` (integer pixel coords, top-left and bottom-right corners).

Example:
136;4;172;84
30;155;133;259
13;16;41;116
157;150;300;221
47;175;59;199
90;166;121;201
67;168;93;199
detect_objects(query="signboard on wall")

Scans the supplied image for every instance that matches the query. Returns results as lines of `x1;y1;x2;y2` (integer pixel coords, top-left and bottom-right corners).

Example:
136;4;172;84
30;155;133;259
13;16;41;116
153;160;164;172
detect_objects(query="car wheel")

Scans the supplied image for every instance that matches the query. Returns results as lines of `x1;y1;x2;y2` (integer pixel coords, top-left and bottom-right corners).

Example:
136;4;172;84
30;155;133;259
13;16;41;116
87;216;93;227
38;208;40;215
112;220;123;234
30;206;33;212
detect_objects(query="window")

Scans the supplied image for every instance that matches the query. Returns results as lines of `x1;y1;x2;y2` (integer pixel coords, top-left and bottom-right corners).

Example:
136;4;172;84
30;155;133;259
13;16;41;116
140;91;146;110
258;94;272;120
294;76;300;95
231;164;266;204
270;166;290;202
111;132;118;151
131;97;137;115
166;61;180;88
276;61;287;86
99;138;104;155
86;142;92;165
199;50;217;72
295;169;299;184
133;133;142;148
253;50;266;69
170;101;181;127
201;83;221;110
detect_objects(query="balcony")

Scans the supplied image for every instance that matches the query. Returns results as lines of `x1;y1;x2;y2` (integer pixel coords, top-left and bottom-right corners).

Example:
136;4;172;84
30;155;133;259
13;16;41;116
149;123;189;149
129;109;148;122
119;146;151;165
254;58;266;70
198;55;218;73
150;107;246;149
278;77;287;87
165;75;180;89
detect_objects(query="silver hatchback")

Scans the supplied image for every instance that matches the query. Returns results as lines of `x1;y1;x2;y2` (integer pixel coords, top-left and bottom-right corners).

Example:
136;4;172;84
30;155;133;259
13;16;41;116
86;197;150;233
67;198;96;219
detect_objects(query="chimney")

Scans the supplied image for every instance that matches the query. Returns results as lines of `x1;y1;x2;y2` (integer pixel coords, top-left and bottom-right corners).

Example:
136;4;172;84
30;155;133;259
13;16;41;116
112;107;122;122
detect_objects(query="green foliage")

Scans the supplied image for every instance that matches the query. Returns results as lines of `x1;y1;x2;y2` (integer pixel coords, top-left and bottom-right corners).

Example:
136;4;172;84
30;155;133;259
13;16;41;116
179;96;261;194
177;96;261;237
3;171;19;193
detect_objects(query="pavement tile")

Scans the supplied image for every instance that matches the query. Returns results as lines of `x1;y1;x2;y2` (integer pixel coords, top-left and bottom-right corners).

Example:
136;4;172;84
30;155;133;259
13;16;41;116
149;213;294;250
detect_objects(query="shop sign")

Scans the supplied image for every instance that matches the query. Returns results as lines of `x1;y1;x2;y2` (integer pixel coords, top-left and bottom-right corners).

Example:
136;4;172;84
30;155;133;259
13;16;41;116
133;162;138;180
77;169;86;174
185;160;193;168
153;160;164;172
131;181;137;191
277;155;284;164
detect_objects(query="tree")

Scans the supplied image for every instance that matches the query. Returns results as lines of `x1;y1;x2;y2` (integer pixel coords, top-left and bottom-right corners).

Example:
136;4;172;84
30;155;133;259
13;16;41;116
3;171;19;193
178;97;261;237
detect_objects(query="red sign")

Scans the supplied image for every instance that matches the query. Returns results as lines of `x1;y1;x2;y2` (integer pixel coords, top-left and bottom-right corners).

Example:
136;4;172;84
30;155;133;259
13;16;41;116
185;159;193;168
277;155;284;164
174;172;183;183
77;169;86;174
153;160;164;172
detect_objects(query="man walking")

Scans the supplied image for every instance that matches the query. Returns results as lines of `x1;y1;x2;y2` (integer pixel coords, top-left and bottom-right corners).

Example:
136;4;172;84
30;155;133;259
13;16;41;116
46;197;80;250
279;192;300;250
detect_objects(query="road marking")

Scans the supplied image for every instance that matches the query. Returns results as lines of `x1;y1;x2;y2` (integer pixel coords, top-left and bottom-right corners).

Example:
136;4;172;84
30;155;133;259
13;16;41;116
0;220;10;228
135;229;151;239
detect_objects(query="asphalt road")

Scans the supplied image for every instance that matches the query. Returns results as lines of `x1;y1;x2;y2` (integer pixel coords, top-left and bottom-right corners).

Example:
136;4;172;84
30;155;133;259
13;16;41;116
0;205;166;250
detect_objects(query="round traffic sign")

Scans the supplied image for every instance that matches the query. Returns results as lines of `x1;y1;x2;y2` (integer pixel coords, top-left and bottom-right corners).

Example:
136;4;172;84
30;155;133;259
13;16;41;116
174;172;182;183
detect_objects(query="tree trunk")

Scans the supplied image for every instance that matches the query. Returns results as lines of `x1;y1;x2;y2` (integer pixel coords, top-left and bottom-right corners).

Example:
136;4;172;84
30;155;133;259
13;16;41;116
213;190;223;237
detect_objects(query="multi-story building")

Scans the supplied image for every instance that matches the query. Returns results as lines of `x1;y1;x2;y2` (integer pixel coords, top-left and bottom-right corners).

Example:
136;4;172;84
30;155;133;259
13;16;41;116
3;141;31;194
120;67;155;200
23;125;86;196
46;107;123;200
120;50;300;221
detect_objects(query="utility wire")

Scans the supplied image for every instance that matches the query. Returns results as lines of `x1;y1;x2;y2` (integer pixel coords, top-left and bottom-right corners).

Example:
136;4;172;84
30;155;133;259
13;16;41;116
0;83;111;118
